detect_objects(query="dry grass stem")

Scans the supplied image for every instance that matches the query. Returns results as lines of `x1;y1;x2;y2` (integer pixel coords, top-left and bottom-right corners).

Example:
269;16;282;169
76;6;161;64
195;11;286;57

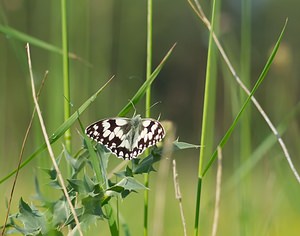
172;159;187;236
212;147;223;236
26;43;83;236
1;71;49;236
152;121;175;236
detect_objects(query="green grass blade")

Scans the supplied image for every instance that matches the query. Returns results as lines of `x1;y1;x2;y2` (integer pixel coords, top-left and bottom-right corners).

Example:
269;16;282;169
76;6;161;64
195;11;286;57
226;100;300;189
0;24;62;54
0;24;83;61
202;19;288;177
194;0;218;234
0;77;114;185
118;43;176;117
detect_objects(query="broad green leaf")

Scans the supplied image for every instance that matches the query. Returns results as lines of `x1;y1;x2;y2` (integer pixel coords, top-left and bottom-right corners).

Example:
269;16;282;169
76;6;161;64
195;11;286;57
17;198;46;235
82;196;104;217
116;177;147;191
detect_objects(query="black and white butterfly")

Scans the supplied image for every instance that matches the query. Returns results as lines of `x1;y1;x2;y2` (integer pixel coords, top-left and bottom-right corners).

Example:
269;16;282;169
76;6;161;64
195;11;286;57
85;115;165;160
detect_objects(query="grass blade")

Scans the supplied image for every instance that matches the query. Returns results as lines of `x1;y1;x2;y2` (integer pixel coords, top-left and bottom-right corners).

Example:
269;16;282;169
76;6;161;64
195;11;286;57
194;0;218;234
0;24;85;62
0;76;114;185
118;43;176;117
202;20;288;177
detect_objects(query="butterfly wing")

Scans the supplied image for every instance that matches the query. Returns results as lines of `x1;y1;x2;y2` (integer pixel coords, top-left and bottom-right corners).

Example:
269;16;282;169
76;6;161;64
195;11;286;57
85;117;165;160
131;118;165;158
85;118;134;159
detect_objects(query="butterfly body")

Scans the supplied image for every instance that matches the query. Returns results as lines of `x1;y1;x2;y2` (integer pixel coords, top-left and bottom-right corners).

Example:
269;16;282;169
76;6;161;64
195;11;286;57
85;115;165;160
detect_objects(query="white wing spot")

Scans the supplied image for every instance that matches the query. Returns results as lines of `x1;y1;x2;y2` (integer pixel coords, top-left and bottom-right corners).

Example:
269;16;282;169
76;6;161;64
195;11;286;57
103;130;111;138
115;127;123;138
151;123;158;133
102;121;110;131
119;151;124;156
109;131;115;141
93;124;99;130
116;119;128;126
143;120;151;127
120;139;130;149
148;132;153;140
140;128;147;138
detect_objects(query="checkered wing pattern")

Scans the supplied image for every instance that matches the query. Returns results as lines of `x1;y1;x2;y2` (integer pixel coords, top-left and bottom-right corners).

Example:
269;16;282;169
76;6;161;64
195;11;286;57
85;115;165;160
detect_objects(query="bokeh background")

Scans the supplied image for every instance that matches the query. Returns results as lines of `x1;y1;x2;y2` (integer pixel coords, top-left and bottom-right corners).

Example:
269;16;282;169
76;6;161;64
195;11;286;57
1;0;300;235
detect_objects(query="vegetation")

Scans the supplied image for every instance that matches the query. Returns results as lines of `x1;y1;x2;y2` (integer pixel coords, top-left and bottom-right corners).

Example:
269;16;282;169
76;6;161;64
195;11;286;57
0;0;299;235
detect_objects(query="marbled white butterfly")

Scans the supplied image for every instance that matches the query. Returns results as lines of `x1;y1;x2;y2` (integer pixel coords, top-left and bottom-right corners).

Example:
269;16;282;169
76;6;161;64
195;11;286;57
85;115;165;160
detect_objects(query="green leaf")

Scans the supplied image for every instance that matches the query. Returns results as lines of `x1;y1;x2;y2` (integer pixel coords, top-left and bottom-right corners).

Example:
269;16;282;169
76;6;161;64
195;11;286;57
51;200;68;227
17;198;47;235
116;177;147;191
82;196;104;217
132;152;160;174
173;140;200;150
64;147;86;178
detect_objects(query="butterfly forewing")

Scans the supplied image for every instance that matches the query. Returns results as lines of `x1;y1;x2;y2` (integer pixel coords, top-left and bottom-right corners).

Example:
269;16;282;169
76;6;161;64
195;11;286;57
85;115;165;160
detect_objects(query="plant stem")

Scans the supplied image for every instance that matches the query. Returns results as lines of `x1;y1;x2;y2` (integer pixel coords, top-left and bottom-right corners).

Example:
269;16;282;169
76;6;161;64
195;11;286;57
61;0;71;153
144;0;153;235
194;0;217;235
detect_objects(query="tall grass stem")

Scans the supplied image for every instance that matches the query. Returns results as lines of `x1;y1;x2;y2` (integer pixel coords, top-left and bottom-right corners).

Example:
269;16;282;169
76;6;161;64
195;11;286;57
239;0;252;234
194;0;217;234
144;0;153;235
61;0;71;153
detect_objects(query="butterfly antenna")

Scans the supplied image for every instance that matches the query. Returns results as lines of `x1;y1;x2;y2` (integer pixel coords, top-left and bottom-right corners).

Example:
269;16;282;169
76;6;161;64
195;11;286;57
157;113;162;121
146;101;162;114
128;99;137;117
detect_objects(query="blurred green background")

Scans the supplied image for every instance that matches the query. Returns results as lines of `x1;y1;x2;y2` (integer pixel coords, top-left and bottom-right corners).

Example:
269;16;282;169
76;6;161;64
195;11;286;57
1;0;300;235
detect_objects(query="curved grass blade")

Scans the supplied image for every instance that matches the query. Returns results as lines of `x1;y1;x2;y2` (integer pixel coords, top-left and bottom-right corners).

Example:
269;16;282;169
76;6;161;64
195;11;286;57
0;76;114;185
0;24;87;63
118;43;176;117
202;20;288;177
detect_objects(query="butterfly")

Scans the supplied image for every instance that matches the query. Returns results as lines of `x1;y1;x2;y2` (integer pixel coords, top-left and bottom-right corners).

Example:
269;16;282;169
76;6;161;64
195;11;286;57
85;115;165;160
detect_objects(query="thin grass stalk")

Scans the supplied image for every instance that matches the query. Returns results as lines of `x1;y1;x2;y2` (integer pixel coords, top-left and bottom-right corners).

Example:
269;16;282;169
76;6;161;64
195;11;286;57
144;0;153;235
172;160;187;236
61;0;71;153
194;0;217;234
239;1;252;234
211;147;222;236
152;122;175;236
1;72;48;236
26;44;83;236
203;0;220;159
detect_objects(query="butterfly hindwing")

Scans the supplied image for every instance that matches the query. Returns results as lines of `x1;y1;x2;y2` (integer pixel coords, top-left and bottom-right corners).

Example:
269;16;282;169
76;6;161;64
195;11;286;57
132;119;165;156
85;115;165;160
